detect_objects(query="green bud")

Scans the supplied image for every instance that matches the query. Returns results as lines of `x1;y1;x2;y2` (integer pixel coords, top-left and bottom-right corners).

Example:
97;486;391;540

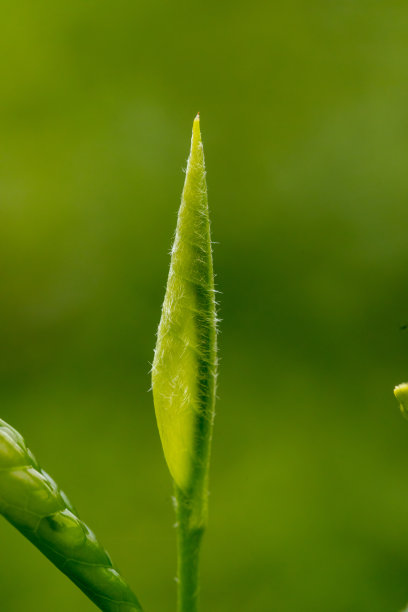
152;115;217;519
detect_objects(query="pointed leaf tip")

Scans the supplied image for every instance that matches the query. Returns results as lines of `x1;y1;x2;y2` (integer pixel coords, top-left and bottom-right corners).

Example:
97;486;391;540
191;114;201;147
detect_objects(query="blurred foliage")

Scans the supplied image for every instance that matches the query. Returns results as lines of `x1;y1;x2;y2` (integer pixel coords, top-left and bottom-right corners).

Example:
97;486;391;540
1;1;408;610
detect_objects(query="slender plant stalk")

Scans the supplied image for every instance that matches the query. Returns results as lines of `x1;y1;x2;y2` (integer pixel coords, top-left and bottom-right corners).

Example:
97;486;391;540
175;486;205;612
152;114;217;612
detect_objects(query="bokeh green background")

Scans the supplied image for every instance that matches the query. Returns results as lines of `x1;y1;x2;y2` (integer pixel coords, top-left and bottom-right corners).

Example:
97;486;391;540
1;1;408;610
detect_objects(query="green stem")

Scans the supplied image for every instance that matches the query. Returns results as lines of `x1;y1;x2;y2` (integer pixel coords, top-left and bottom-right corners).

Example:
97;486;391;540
175;486;205;612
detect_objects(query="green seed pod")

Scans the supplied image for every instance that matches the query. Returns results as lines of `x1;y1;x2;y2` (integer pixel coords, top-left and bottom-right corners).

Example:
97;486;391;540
0;418;142;612
152;115;217;525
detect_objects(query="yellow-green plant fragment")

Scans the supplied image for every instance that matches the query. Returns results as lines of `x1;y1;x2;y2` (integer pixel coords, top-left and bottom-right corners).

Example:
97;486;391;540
394;383;408;419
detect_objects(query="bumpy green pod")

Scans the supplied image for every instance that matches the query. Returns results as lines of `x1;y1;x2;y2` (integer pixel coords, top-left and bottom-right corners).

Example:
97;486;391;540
0;418;142;612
